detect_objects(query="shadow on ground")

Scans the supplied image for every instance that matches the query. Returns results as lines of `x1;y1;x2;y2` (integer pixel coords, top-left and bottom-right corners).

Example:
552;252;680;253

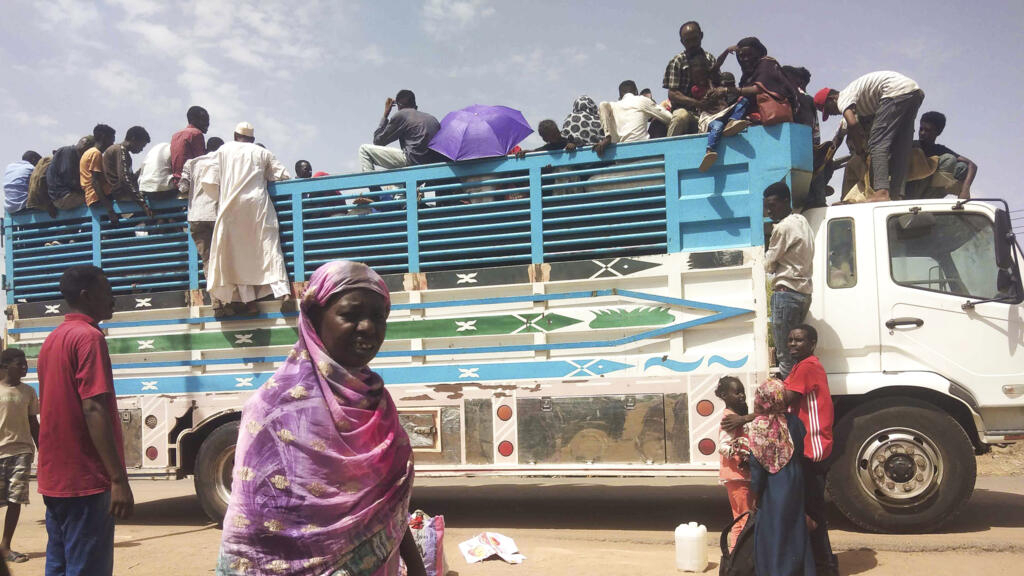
116;494;214;528
413;482;1024;534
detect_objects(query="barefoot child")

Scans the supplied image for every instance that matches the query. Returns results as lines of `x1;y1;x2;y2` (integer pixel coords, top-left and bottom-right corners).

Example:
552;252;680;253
716;376;752;551
0;348;38;564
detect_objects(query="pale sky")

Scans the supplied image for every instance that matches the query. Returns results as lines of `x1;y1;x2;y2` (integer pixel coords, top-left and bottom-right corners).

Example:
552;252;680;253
2;0;1023;213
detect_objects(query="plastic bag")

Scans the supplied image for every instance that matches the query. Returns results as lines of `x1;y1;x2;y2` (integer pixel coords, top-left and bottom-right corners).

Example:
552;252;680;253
399;510;449;576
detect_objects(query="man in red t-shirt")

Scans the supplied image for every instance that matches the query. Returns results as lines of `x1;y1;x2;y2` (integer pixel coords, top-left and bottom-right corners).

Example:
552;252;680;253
170;105;209;188
784;324;837;576
36;266;133;576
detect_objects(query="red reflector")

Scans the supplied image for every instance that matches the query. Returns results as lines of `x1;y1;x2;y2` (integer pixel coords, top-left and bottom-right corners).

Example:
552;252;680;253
1004;435;1024;441
145;446;158;460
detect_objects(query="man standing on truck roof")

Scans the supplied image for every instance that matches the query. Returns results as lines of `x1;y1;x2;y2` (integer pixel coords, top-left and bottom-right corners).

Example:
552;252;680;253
170;106;209;188
36;265;134;576
663;21;719;137
206;122;292;314
180;136;226;314
763;181;814;380
815;71;925;202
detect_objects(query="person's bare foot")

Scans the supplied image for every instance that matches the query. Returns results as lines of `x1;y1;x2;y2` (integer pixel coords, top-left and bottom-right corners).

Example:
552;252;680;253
869;189;892;202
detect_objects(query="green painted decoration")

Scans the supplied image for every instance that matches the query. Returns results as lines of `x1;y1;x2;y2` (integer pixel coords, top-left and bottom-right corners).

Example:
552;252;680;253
589;307;674;329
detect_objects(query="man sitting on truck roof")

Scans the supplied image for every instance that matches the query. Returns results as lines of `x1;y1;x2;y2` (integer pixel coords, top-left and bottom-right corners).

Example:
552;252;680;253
593;80;673;156
763;181;814;380
102;126;155;220
904;111;978;200
2;151;41;215
45;136;93;212
80;124;121;223
663;21;719;136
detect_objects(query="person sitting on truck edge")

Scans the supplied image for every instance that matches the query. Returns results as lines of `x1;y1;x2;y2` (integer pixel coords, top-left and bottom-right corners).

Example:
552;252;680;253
206;122;292;314
815;71;925;201
663;21;719;136
102;126;155;219
694;55;751;173
2;151;41;215
216;260;427;576
641;88;669;139
560;95;606;148
715;376;752;552
762;181;814;379
37;265;134;576
516;120;574;157
26;149;57;217
0;348;39;564
170;106;209;188
594;80;673;156
783;324;837;576
180;136;226;314
294;159;313;179
905;111;978;200
81;124;123;223
46;135;93;211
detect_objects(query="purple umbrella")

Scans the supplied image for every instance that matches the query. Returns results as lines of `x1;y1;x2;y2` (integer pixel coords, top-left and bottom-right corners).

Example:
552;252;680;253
429;105;534;161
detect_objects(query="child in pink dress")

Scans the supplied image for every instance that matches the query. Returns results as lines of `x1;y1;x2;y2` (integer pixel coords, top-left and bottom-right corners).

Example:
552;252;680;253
716;376;752;551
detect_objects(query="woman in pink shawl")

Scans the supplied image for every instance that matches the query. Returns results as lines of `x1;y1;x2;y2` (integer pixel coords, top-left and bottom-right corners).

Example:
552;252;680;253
216;261;426;576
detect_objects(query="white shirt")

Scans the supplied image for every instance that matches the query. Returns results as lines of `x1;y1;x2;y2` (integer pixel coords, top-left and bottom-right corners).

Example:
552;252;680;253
837;71;921;121
766;212;814;294
138;142;174;193
207;141;292;303
605;93;672;143
181;152;220;222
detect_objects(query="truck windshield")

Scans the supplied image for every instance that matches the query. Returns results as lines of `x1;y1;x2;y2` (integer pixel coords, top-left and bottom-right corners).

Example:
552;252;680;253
887;212;999;299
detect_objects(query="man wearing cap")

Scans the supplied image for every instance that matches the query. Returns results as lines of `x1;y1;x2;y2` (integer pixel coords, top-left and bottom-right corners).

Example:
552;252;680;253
206;122;291;314
815;71;924;201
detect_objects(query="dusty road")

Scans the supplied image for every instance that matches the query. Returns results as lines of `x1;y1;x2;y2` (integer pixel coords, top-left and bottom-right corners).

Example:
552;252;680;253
6;474;1024;575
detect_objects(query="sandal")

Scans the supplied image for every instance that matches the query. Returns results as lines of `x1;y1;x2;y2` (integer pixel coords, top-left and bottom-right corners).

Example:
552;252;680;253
6;550;28;563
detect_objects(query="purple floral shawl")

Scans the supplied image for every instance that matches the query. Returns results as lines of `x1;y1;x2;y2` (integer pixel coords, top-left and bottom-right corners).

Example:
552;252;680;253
217;261;412;576
747;378;795;474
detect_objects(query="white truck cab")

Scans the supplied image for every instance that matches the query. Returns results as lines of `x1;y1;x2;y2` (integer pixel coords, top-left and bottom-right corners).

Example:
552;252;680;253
805;198;1024;531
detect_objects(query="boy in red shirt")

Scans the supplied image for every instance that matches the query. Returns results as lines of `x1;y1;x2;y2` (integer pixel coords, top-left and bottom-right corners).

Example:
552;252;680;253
36;266;134;576
783;324;837;576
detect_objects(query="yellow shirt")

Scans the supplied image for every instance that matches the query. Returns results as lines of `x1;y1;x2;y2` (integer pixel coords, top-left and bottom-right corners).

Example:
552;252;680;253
80;147;109;205
0;383;38;458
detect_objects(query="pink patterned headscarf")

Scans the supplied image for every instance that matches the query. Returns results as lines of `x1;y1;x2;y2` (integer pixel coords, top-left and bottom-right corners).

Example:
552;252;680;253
747;378;795;474
217;261;412;576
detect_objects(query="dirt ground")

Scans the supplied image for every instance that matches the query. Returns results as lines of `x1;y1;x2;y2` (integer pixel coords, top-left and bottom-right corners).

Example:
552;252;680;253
6;449;1024;575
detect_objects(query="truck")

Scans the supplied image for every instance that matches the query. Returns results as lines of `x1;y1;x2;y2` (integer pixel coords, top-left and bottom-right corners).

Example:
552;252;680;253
4;123;1022;533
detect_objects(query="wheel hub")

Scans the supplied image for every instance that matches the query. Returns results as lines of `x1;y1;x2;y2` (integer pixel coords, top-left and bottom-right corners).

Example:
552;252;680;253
857;428;941;506
884;453;916;483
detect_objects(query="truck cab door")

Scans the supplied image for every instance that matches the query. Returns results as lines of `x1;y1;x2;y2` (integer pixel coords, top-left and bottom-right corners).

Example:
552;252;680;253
874;204;1024;432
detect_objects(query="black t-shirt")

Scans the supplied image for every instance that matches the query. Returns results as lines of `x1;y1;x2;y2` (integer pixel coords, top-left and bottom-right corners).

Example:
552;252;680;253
534;141;568;152
919;141;958;158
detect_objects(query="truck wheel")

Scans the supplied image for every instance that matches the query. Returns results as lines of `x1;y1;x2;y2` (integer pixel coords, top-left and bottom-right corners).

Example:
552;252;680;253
194;420;239;525
828;397;976;533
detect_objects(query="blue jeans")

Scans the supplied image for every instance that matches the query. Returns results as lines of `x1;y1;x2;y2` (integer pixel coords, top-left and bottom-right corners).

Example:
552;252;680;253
771;290;811;379
44;491;115;576
707;96;751;150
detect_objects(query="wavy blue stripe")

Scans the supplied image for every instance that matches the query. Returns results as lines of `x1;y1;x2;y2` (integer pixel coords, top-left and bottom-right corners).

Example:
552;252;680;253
708;355;749;369
643;356;704;372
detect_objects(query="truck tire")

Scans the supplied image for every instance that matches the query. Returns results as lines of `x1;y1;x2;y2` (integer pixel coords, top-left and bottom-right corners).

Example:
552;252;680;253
828;397;976;533
194;420;239;525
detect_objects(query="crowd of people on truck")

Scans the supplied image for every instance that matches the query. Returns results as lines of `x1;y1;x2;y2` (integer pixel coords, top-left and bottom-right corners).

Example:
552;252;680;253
0;17;987;576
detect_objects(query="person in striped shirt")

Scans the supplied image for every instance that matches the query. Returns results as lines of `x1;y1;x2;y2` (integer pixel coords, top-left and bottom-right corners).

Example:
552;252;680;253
783;323;837;576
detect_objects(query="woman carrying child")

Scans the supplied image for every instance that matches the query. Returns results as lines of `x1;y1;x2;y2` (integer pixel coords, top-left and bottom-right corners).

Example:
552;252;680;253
748;378;816;576
716;376;752;551
699;37;799;172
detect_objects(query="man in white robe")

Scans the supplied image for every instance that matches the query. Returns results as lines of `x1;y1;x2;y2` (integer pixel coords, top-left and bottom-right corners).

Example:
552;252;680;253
207;122;292;311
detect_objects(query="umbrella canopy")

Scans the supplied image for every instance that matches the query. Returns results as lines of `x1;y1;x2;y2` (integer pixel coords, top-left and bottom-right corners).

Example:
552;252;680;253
429;105;533;161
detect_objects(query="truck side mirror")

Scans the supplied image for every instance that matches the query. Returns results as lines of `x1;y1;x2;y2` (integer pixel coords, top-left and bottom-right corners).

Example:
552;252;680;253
994;209;1013;270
